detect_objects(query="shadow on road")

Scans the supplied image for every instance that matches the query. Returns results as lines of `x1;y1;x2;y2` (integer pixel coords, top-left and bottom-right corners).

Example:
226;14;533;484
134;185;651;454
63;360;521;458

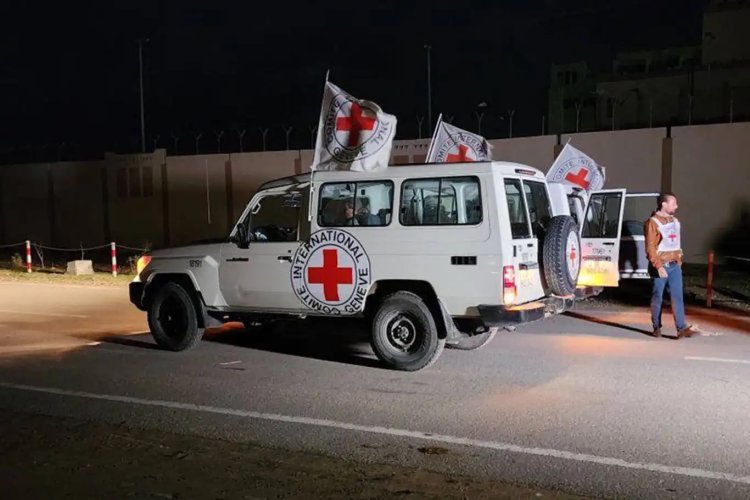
203;318;385;369
564;311;658;338
98;334;162;350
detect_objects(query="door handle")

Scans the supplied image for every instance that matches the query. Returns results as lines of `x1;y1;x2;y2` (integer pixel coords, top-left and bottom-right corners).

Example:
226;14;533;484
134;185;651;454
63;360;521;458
225;257;249;262
277;256;292;263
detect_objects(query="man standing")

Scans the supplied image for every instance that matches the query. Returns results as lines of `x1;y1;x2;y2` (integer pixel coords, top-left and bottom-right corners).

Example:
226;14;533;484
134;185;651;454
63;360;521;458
644;193;698;338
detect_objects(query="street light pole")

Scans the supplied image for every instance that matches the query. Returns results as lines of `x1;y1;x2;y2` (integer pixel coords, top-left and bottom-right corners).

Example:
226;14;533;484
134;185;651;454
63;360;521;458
424;45;432;135
136;38;149;153
507;109;515;138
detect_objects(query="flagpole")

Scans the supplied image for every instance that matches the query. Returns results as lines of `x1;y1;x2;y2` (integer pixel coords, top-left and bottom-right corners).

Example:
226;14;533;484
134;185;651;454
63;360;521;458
425;113;442;163
309;70;330;222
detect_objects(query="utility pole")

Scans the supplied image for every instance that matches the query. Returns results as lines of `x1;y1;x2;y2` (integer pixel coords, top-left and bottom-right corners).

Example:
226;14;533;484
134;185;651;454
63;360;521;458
136;38;150;153
424;45;432;135
507;109;515;138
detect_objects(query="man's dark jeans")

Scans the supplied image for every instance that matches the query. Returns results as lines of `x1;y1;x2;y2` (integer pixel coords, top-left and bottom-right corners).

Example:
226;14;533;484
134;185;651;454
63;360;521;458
651;261;687;331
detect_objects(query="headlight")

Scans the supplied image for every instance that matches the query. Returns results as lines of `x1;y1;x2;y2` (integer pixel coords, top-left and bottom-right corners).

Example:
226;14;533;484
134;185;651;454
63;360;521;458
136;255;152;276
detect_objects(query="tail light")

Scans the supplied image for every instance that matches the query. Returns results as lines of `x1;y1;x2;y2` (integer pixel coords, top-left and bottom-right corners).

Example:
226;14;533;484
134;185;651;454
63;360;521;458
503;265;516;305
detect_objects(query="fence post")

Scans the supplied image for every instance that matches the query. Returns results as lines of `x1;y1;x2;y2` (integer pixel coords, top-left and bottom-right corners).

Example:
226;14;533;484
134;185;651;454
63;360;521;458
111;242;117;277
25;240;32;273
706;250;714;308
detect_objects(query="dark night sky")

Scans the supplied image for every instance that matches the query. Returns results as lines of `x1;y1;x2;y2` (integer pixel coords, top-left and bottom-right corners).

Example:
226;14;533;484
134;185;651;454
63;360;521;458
0;0;706;155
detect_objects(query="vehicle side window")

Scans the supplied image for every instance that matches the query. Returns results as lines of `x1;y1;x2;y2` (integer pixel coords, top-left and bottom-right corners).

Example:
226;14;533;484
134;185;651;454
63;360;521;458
582;192;623;238
504;179;531;239
318;181;393;227
244;189;305;243
523;181;552;238
400;176;482;226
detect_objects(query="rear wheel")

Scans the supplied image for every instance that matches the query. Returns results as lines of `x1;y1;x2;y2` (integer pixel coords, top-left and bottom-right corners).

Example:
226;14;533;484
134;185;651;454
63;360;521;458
370;292;444;371
148;282;204;351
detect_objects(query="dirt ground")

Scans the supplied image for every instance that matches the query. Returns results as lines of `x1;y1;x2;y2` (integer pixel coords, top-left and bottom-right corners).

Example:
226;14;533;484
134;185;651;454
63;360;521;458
0;268;132;286
0;409;587;500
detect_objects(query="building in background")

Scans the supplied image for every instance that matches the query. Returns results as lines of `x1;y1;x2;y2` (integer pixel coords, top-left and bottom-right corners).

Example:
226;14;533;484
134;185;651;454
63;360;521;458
549;0;750;133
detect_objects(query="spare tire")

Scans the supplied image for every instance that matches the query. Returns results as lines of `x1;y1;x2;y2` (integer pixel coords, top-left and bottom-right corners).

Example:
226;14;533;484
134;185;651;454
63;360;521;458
543;215;581;296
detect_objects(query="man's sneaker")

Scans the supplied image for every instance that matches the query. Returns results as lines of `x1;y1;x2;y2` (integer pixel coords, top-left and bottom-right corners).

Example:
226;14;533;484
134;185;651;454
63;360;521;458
677;324;699;338
652;328;662;338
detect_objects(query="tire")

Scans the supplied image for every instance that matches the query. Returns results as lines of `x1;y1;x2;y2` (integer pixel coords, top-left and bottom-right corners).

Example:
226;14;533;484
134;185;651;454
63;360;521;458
147;282;204;351
543;215;581;296
370;291;445;371
446;327;498;351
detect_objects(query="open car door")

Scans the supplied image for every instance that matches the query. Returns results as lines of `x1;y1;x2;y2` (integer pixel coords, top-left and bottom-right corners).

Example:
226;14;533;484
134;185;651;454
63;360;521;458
620;192;659;279
577;189;626;287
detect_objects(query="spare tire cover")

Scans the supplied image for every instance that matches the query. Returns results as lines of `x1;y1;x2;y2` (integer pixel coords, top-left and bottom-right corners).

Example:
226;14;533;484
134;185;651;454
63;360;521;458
542;215;581;296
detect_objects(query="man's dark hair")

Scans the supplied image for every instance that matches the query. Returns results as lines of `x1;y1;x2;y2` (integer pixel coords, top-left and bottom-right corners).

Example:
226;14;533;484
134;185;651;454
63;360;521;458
657;192;676;210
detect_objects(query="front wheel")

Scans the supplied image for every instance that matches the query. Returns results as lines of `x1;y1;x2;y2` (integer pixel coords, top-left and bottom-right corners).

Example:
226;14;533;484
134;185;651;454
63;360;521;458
147;282;204;351
370;292;445;371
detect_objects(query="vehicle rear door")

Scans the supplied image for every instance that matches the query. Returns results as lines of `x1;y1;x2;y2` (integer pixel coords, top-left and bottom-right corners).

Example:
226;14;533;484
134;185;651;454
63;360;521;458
578;189;626;287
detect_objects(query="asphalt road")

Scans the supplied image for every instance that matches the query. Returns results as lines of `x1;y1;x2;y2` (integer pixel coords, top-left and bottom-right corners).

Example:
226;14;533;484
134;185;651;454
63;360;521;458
1;281;749;498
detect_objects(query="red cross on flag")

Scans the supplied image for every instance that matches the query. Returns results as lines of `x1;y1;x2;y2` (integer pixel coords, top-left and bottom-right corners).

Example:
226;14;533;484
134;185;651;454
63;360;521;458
425;115;493;164
311;81;397;172
546;142;606;193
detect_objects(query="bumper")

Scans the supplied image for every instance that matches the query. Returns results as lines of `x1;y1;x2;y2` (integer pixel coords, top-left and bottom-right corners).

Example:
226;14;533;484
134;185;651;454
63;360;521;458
477;295;576;327
129;281;146;310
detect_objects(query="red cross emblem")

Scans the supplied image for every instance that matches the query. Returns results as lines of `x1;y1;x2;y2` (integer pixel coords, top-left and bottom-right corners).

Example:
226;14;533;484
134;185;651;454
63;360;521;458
336;102;376;148
668;232;677;242
565;168;590;189
307;248;353;301
569;247;577;266
447;144;474;163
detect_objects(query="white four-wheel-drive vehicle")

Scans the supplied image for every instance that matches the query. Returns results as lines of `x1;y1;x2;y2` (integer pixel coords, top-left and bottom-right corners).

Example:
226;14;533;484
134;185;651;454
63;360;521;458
130;161;627;371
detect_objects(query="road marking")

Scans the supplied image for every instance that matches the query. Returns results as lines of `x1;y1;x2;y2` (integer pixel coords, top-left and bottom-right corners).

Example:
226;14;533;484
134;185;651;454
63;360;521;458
0;309;88;318
685;356;750;365
1;382;749;485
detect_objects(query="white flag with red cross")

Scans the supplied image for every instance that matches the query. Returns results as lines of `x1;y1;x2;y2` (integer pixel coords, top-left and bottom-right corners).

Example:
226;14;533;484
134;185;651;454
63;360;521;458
425;115;493;163
546;142;605;193
311;82;397;172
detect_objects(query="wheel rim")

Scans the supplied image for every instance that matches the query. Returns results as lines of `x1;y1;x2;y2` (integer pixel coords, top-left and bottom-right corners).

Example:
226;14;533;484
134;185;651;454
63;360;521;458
157;294;188;339
385;313;420;354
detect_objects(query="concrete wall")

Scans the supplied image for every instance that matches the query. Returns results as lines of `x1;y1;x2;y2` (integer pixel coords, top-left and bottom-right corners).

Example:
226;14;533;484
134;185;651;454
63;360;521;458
166;154;230;246
563;128;666;193
488;135;557;171
105;150;167;248
229;151;300;228
390;139;431;164
51;161;106;247
0;163;53;245
1;125;749;265
671;122;750;262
